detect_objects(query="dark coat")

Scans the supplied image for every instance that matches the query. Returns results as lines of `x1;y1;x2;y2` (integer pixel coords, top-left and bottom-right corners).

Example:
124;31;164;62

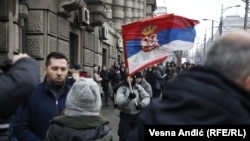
14;80;71;141
108;66;121;87
0;57;38;119
128;65;250;141
153;68;165;90
100;70;109;87
145;70;154;87
45;115;113;141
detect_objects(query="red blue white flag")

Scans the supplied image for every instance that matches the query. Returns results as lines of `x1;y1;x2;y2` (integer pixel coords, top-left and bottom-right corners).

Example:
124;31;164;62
122;14;199;75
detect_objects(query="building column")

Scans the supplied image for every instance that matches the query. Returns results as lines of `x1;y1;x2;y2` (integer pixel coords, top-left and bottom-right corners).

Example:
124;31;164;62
124;0;133;25
112;0;124;30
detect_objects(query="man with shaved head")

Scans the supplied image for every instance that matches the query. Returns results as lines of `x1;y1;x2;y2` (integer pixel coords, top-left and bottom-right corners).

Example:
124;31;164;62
128;31;250;140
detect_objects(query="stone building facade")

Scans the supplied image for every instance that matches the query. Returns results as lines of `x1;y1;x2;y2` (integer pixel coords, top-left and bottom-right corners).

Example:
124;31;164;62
0;0;156;79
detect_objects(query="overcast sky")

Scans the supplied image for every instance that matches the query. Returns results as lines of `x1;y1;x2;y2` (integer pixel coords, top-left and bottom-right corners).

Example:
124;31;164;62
156;0;246;42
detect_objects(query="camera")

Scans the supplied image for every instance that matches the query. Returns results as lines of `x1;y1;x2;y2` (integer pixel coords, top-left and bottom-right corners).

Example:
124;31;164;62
0;59;13;73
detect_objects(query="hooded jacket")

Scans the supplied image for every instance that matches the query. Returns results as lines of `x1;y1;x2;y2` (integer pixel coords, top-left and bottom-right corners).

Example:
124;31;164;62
45;115;113;141
116;81;150;115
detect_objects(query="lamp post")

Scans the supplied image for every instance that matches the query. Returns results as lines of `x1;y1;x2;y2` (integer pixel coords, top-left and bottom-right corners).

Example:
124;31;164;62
242;0;249;30
203;28;206;56
211;20;214;41
219;4;240;35
203;19;220;41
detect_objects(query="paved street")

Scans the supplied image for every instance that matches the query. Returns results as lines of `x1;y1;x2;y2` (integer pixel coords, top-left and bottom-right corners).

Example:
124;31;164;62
100;100;120;141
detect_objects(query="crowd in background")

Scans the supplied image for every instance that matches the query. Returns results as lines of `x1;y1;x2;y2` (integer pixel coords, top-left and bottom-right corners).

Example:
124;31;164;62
68;60;196;100
86;60;196;105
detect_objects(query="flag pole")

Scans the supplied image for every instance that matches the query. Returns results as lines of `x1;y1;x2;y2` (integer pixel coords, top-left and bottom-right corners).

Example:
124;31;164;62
128;76;138;106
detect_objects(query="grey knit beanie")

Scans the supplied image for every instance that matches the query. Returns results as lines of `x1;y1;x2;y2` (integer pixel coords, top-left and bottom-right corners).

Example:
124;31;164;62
65;78;102;116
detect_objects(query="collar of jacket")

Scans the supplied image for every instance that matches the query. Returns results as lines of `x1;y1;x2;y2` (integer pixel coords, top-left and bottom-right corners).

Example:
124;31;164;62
50;115;109;129
42;77;71;93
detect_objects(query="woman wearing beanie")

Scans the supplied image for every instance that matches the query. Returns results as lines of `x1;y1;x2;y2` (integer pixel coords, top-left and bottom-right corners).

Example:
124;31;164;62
115;75;150;141
45;78;113;141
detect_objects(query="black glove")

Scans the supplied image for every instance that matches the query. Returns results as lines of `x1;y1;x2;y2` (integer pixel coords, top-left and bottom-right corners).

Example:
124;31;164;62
0;59;13;72
135;104;143;111
128;92;136;100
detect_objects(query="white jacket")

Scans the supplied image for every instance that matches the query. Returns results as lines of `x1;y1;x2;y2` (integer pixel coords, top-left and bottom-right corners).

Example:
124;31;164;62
115;84;150;114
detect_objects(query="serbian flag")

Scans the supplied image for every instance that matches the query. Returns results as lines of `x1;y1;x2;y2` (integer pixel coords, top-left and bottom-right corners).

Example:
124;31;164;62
122;14;199;75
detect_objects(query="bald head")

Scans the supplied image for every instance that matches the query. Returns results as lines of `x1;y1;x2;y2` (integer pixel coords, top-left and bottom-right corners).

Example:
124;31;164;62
204;30;250;90
220;30;250;48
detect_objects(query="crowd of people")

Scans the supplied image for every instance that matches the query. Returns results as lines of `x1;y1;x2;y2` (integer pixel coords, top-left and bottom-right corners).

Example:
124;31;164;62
1;30;250;141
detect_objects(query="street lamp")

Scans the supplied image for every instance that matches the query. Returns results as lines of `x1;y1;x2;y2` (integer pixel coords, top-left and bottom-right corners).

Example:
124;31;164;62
219;4;240;35
203;19;220;41
242;0;249;30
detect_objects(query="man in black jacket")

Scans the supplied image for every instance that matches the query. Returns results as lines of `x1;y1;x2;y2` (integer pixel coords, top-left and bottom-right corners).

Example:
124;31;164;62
128;31;250;140
108;61;122;108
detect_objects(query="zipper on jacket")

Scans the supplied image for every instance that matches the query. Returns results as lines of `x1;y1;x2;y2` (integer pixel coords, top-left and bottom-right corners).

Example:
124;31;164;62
56;100;59;115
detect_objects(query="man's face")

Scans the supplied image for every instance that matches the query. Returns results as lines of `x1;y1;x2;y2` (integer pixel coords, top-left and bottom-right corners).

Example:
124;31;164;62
102;66;107;71
45;58;68;88
135;78;142;84
114;61;119;68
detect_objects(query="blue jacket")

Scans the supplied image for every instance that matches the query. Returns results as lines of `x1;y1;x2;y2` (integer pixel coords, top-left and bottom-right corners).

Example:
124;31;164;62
14;80;71;141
